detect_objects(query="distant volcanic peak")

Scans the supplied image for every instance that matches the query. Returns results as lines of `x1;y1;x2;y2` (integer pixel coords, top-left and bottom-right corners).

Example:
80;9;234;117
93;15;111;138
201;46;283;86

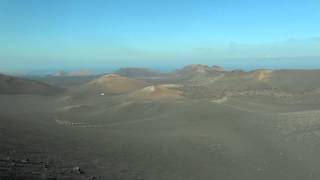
100;74;122;80
211;65;224;72
90;74;118;81
49;70;94;77
181;64;210;72
87;74;149;94
178;64;225;75
115;67;163;78
186;64;210;68
117;67;156;72
51;70;68;76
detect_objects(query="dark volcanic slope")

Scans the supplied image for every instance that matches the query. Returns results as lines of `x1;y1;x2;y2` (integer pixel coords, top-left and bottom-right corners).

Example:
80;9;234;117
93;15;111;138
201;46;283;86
0;74;61;95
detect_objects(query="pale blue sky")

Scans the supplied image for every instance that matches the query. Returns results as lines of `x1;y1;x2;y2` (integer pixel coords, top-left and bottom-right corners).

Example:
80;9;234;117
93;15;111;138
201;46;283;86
1;0;320;74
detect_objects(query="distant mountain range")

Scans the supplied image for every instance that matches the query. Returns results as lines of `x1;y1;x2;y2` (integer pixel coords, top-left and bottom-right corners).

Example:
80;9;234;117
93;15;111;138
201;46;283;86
113;65;225;81
2;64;320;98
47;70;94;77
114;68;166;78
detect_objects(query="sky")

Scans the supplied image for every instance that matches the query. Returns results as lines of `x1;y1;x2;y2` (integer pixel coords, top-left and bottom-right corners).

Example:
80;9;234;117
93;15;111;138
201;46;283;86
1;0;320;74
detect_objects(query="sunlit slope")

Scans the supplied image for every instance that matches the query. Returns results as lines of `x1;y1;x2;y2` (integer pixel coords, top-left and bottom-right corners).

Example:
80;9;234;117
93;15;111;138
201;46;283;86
85;74;149;94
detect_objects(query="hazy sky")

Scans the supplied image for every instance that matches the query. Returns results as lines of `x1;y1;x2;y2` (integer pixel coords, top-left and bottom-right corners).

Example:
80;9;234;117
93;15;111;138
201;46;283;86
1;0;320;74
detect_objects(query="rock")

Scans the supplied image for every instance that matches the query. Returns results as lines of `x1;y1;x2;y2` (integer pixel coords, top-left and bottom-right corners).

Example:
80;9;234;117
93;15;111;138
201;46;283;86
21;158;30;163
72;166;85;174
